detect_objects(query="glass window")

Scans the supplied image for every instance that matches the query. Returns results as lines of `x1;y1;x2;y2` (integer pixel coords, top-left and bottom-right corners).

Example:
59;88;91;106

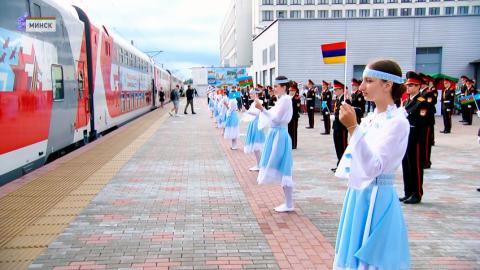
318;10;329;17
401;0;411;2
332;0;343;4
52;65;64;101
346;9;357;17
346;0;356;3
32;3;42;17
429;7;440;15
277;0;287;4
373;0;384;3
373;9;384;16
473;6;480;15
305;10;316;18
290;10;301;18
262;10;274;21
416;0;426;2
387;0;398;3
359;0;369;3
444;6;454;15
388;8;397;16
458;6;469;15
353;65;366;81
270;44;276;63
429;0;440;2
305;0;315;4
415;8;426;16
359;9;370;17
78;70;84;99
332;10;343;17
277;10;287;18
416;47;442;74
291;0;301;4
262;0;274;4
401;8;411;16
263;49;268;65
318;0;329;4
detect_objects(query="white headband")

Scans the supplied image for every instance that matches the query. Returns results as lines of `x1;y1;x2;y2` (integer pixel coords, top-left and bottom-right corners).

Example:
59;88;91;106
274;79;289;84
363;68;404;84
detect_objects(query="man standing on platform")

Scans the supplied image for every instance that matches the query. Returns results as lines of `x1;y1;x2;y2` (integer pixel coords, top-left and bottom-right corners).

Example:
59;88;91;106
464;78;477;125
184;85;196;115
169;85;180;117
321;80;332;135
305;79;316;129
288;81;301;149
419;74;437;168
350;78;365;123
441;79;455;134
331;80;348;172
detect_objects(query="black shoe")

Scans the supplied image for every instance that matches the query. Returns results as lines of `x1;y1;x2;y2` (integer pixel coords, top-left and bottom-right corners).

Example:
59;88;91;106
184;112;188;114
477;188;480;192
305;126;313;129
399;196;410;202
404;196;421;204
330;167;337;172
440;130;446;133
192;112;197;114
321;132;330;135
424;163;431;169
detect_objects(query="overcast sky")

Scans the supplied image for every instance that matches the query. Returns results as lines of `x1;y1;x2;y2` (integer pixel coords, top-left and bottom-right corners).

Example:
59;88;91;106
70;0;231;79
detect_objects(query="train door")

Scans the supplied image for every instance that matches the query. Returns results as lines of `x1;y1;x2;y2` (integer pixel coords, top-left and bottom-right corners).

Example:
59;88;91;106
75;61;89;133
152;79;156;108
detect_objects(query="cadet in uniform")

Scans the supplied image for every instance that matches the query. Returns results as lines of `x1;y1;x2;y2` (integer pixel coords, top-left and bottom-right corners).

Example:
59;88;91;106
350;78;366;123
401;71;430;204
440;79;455;134
288;81;301;149
464;78;477;125
419;74;436;169
305;79;316;128
459;76;469;123
321;80;332;135
332;80;349;172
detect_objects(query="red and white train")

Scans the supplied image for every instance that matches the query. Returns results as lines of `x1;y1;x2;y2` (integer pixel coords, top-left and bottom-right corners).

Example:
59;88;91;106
0;0;183;184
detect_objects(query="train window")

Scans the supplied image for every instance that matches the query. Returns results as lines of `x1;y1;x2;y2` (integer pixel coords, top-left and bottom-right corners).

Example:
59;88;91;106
32;3;41;17
78;71;84;99
51;65;64;101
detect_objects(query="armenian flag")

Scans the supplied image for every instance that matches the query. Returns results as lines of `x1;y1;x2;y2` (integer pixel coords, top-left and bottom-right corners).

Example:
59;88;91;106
321;41;346;64
237;76;253;87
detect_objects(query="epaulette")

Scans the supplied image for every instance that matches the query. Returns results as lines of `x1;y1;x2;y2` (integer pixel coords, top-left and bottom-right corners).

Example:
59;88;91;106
417;97;426;102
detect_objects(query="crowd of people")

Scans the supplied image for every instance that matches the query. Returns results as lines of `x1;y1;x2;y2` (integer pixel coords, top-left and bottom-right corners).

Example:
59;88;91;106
204;58;478;270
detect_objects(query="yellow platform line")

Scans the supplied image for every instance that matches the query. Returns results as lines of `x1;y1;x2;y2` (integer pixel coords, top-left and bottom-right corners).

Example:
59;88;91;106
0;104;174;269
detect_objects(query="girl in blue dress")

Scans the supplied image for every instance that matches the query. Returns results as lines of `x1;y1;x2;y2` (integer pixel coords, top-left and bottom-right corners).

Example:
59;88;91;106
334;59;411;269
254;76;294;213
224;94;240;150
243;89;266;171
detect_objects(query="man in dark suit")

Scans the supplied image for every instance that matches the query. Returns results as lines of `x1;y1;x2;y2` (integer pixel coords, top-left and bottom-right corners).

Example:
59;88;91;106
331;80;348;172
419;74;436;169
305;79;316;128
440;79;455;134
350;78;365;123
288;82;301;149
184;85;196;114
321;80;332;135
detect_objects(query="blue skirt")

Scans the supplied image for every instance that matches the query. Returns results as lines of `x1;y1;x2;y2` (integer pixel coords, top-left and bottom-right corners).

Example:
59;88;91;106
224;111;239;139
334;176;411;270
257;126;293;187
244;117;265;153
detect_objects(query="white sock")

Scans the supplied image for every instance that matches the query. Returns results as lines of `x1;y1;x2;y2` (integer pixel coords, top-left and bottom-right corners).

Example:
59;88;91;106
283;186;294;209
254;150;262;166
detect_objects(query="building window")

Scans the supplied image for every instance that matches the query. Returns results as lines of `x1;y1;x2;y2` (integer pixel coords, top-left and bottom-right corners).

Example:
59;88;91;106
346;9;356;17
373;0;384;3
416;47;442;74
277;0;287;4
318;10;329;17
401;0;411;2
353;65;366;81
52;65;64;101
277;10;287;18
415;8;426;16
359;9;370;17
262;70;267;86
429;7;440;15
388;8;397;16
473;6;480;15
270;68;275;86
373;9;384;16
332;0;343;4
416;0;425;2
305;10;316;18
332;10;343;17
318;0;329;4
290;10;301;18
262;0;274;4
444;6;454;15
291;0;301;4
346;0;356;3
262;10;274;21
387;0;398;3
305;0;315;4
359;0;369;3
400;8;411;16
270;45;276;63
263;49;268;65
429;0;440;2
458;6;469;15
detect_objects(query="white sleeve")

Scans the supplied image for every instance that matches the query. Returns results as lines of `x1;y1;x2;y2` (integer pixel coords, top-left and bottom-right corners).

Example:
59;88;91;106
335;117;410;190
258;97;293;129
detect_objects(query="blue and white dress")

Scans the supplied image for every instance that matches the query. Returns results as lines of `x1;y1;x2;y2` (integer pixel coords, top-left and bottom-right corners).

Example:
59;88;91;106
224;99;240;139
334;104;411;270
208;93;215;111
243;106;265;153
257;94;294;187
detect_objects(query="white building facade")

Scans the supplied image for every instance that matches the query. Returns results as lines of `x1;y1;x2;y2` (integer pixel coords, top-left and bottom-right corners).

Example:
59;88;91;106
220;0;253;67
253;0;480;35
252;16;480;87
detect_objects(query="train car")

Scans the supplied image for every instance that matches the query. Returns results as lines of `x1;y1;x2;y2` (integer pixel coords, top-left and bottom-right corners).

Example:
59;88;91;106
0;0;90;184
153;64;171;106
74;6;154;135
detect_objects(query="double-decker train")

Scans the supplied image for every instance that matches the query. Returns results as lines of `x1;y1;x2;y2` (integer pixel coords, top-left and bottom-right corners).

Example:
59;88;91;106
0;0;182;185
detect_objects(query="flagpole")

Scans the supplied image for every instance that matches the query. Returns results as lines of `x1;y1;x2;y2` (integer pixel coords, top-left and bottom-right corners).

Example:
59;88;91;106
344;41;348;98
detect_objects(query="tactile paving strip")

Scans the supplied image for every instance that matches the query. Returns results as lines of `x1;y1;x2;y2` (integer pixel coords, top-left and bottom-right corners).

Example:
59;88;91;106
0;107;170;269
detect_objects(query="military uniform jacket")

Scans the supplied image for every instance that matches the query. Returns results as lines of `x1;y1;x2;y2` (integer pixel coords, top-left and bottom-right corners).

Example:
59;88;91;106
351;90;366;114
333;94;347;131
321;90;332;112
421;88;436;125
291;93;301;119
306;88;316;108
442;88;455;110
404;94;429;139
